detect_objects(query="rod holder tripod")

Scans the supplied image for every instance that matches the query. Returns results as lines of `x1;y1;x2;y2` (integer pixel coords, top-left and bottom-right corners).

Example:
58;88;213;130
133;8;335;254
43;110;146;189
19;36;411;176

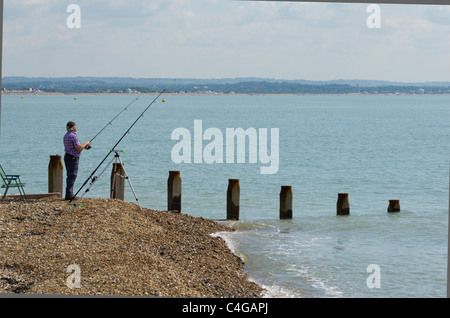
68;149;142;212
110;150;141;208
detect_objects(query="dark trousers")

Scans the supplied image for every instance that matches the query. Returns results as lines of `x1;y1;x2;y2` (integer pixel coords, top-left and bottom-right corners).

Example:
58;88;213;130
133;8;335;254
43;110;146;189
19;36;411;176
64;153;79;199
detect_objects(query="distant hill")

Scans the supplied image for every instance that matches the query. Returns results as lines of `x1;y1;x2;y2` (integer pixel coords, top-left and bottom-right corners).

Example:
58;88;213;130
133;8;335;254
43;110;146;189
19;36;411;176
2;76;450;94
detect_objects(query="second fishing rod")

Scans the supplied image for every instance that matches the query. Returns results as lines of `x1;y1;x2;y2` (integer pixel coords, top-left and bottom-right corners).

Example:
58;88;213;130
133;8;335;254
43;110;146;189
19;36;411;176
85;94;143;150
68;80;175;208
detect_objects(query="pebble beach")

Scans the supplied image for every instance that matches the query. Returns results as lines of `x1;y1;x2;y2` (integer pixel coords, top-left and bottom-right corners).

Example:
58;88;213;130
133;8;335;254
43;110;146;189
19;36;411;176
0;196;264;297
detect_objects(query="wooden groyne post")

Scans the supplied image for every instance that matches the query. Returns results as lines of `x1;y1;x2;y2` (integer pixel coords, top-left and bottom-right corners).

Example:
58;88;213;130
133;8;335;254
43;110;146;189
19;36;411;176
280;185;293;219
388;200;400;212
337;193;350;215
168;171;182;213
227;179;240;220
110;162;125;200
48;155;63;198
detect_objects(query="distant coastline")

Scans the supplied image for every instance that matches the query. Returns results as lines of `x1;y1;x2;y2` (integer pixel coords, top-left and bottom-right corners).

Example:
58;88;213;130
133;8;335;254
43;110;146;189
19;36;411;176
2;76;450;96
3;91;450;97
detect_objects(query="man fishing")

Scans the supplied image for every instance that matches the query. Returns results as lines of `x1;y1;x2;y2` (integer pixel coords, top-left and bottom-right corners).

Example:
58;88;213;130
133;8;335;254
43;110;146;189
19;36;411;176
66;81;174;211
63;121;91;200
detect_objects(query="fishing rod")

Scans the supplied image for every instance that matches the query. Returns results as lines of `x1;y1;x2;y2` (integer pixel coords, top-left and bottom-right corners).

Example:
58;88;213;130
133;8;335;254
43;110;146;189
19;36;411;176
86;94;143;150
68;80;176;209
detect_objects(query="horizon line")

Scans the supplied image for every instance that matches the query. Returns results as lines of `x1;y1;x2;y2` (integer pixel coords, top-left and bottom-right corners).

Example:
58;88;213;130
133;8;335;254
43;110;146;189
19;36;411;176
3;75;450;84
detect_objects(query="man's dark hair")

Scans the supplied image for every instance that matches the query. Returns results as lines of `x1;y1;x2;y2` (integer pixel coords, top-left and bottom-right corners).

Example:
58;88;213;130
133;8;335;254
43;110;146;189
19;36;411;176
66;121;77;131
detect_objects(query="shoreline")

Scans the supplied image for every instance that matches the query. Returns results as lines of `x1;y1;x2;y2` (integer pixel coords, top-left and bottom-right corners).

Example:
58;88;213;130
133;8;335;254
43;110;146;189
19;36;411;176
3;92;450;97
0;196;264;297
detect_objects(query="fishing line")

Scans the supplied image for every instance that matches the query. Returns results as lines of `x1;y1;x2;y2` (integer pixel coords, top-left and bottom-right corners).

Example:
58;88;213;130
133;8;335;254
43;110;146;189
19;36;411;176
86;94;143;150
68;79;176;209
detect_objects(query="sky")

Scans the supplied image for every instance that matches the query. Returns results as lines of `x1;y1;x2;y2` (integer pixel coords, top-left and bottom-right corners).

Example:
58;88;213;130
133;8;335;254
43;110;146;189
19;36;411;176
2;0;450;82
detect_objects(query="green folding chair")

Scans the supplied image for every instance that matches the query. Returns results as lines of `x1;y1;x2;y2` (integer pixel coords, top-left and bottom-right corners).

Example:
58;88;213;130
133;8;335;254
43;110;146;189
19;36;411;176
0;164;27;202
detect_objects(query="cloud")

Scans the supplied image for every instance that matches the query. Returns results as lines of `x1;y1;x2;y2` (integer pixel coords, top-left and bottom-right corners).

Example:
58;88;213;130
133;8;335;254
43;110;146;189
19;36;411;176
2;1;450;81
423;5;450;25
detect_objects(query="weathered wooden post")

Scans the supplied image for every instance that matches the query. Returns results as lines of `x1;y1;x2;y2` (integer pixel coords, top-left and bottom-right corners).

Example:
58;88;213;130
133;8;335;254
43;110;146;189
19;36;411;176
48;155;63;198
168;171;181;213
337;193;350;215
280;185;293;219
110;162;125;200
227;179;240;220
388;200;400;212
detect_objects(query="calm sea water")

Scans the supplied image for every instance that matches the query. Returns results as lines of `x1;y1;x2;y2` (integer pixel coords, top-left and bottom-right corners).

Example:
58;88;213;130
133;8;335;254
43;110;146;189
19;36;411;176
1;93;449;298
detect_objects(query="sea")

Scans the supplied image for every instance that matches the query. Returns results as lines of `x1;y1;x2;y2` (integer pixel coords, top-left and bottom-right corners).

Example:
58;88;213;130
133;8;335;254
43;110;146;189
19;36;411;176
0;93;448;298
